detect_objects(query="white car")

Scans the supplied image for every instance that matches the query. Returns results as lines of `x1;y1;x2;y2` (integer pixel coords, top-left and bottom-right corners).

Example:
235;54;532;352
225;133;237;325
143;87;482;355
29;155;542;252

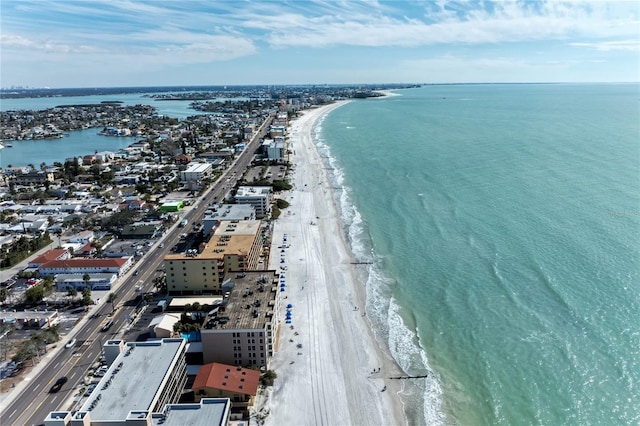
65;338;76;349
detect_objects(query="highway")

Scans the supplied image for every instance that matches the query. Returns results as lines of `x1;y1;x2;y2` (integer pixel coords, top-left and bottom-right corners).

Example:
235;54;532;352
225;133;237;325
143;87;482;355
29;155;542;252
0;112;274;426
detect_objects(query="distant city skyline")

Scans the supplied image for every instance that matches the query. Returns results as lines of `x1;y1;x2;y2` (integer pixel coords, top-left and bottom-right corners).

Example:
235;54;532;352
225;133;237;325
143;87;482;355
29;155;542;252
1;1;638;89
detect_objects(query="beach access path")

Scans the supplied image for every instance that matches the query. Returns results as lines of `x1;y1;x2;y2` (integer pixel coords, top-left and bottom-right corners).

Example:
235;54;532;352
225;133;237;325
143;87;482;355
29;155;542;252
255;102;407;426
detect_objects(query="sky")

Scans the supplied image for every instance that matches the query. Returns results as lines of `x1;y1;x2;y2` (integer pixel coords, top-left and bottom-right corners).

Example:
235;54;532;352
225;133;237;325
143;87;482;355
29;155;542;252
1;0;639;88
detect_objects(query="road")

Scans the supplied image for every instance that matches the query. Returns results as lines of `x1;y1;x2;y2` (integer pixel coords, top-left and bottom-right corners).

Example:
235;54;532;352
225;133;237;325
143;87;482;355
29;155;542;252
0;112;275;426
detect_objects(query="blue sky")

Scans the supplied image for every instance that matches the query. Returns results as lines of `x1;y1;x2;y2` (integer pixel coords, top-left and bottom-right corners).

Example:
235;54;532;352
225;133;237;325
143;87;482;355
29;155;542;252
1;1;638;88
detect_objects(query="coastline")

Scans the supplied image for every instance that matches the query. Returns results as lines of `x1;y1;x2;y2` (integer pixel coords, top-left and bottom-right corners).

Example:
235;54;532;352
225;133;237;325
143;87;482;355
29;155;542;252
256;101;408;425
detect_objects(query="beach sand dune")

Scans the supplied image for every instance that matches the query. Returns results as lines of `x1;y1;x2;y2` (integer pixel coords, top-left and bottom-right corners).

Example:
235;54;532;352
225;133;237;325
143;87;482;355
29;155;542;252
256;102;407;426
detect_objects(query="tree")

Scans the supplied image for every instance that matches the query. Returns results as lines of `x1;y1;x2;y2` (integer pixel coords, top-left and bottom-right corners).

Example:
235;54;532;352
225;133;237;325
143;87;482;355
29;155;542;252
82;273;91;288
81;287;92;306
25;285;45;305
261;370;277;386
0;288;8;304
67;288;78;304
107;292;117;313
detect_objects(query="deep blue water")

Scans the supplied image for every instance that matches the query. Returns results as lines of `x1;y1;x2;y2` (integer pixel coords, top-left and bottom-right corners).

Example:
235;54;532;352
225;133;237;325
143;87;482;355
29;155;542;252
315;84;640;425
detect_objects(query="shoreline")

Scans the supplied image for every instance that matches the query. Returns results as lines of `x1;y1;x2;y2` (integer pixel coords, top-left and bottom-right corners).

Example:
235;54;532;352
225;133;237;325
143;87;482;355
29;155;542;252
256;100;408;425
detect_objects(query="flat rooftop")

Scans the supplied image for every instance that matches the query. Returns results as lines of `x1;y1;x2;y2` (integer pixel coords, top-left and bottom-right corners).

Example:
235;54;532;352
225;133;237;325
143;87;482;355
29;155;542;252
203;270;279;331
165;220;260;261
151;399;230;426
79;338;186;422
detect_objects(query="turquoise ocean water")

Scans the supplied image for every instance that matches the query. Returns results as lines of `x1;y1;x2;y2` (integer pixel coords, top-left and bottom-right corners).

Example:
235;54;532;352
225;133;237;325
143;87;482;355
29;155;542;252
314;84;639;425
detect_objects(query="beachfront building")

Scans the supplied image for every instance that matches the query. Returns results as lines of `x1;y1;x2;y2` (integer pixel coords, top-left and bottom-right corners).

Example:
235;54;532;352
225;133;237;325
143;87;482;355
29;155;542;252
202;204;256;236
192;362;260;418
269;125;286;138
164;220;262;295
200;270;280;368
37;257;132;277
262;139;286;161
234;186;272;218
180;162;212;182
43;338;188;426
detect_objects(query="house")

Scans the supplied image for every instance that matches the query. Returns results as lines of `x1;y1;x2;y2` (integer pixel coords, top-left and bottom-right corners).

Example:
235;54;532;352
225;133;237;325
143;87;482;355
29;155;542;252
192;362;260;418
68;230;95;244
175;154;192;165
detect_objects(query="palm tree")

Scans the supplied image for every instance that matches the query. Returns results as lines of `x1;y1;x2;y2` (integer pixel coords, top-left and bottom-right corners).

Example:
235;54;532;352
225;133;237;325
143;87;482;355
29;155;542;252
82;273;91;290
107;292;117;313
67;288;78;305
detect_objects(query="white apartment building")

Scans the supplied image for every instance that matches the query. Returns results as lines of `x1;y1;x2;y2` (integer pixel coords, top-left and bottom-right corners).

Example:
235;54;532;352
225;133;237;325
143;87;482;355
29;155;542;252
234;186;272;218
180;162;212;182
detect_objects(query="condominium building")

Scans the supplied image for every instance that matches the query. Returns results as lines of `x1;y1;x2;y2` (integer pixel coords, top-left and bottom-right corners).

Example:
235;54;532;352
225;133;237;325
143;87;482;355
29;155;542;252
44;338;188;426
200;270;280;368
234;186;272;218
164;220;263;295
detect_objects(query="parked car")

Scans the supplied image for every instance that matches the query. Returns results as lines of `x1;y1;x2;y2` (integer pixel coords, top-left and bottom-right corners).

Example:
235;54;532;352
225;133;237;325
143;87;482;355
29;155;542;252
84;384;97;396
65;338;76;349
49;376;68;393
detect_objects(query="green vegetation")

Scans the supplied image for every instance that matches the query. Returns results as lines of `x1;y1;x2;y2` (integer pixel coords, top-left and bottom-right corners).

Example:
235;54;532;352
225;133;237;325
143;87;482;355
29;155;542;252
82;287;93;306
271;205;281;220
260;370;277;386
12;325;60;366
24;277;54;304
0;232;52;269
275;198;289;209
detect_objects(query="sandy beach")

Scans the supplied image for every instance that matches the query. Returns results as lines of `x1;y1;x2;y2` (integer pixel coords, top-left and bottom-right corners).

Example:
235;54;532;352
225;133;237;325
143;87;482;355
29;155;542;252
256;101;408;426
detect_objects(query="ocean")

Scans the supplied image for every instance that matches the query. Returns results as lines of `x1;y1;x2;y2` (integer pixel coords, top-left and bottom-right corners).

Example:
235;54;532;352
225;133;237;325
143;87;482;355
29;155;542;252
314;84;640;425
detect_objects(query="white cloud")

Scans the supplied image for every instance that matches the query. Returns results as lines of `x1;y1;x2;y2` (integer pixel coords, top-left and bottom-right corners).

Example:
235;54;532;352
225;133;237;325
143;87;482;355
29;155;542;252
570;40;640;52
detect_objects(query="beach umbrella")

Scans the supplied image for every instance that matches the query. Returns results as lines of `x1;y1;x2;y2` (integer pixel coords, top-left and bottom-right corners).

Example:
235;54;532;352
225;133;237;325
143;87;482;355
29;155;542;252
287;304;293;309
280;287;285;292
286;313;292;319
285;320;291;324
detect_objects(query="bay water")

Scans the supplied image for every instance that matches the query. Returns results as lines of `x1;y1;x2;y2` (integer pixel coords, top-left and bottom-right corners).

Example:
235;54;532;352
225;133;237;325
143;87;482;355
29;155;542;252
0;92;205;168
315;84;639;425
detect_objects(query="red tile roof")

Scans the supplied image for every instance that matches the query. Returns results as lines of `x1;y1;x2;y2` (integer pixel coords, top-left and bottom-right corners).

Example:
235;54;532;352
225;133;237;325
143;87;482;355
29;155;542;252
40;257;129;269
192;363;260;396
30;249;68;265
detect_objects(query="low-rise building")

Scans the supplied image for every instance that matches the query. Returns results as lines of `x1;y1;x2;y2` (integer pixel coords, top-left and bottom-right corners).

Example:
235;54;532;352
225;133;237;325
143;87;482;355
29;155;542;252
54;273;117;291
38;257;132;277
192;362;260;418
180;162;212;182
28;249;70;268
